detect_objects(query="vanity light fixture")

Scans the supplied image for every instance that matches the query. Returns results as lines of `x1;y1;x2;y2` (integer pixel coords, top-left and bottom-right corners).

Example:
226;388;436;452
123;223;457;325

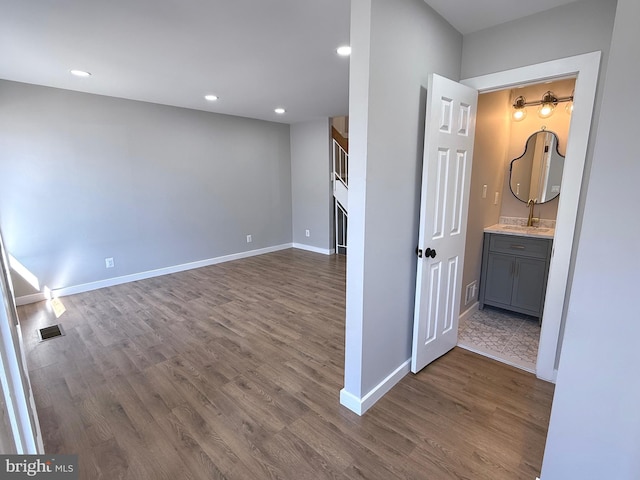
511;90;574;121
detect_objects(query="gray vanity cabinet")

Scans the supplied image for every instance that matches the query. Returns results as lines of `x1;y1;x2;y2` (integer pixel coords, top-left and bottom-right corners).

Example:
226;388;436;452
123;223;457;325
479;232;553;318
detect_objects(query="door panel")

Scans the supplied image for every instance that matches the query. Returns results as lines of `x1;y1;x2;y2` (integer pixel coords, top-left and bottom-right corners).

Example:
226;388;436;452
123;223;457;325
450;150;468;236
411;74;478;373
443;257;458;334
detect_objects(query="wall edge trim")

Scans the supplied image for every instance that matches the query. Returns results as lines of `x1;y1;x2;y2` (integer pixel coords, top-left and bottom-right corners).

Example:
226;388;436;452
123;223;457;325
292;243;333;255
340;358;411;416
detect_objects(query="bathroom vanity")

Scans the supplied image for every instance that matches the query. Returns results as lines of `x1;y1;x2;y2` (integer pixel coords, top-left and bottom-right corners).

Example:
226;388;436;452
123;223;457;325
478;225;553;318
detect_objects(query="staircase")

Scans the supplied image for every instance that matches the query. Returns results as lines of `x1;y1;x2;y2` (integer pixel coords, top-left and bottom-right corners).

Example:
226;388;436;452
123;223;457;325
332;127;348;255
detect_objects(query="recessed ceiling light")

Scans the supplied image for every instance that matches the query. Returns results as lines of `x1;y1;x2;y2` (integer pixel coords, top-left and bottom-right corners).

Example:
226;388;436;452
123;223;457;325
70;69;91;77
336;45;351;56
274;108;286;114
204;94;218;101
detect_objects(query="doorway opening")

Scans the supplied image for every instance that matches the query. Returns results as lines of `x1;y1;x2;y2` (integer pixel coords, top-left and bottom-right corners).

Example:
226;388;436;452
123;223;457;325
457;77;576;373
331;116;349;256
453;51;601;383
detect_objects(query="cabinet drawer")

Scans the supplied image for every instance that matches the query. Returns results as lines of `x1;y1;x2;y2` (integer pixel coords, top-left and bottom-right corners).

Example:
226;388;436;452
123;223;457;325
488;234;551;259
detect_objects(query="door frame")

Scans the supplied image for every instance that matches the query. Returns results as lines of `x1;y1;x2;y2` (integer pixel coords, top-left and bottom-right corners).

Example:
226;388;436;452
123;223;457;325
0;230;43;453
461;51;601;382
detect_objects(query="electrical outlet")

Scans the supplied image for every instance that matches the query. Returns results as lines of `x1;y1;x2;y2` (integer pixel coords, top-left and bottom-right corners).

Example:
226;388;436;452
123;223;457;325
246;234;252;243
305;229;310;237
482;185;487;199
494;192;500;205
105;257;114;269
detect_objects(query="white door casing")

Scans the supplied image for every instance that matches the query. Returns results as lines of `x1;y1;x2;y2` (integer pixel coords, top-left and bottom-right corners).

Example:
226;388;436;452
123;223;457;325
411;74;478;373
0;230;43;454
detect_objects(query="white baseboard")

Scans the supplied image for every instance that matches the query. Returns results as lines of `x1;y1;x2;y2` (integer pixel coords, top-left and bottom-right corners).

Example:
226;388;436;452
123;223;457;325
339;389;363;415
292;243;333;255
15;292;48;306
537;368;558;384
459;301;479;325
340;358;411;415
16;243;293;304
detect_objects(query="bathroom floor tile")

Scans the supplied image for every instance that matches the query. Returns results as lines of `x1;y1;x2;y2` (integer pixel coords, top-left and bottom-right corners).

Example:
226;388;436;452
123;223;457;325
458;306;540;371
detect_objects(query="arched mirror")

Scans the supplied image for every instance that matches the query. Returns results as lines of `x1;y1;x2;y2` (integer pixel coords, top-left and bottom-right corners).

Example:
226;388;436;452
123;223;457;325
509;130;565;204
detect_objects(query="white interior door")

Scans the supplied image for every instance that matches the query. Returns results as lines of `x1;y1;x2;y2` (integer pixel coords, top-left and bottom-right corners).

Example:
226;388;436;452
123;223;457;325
411;74;478;374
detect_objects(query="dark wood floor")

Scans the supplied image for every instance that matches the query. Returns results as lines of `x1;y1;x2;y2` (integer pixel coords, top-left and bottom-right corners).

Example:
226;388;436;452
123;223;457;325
17;248;554;479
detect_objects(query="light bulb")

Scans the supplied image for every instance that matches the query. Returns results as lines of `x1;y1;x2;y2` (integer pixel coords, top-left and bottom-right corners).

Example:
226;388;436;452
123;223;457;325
565;102;574;115
512;96;527;122
538;104;554;118
538;91;557;118
513;109;526;121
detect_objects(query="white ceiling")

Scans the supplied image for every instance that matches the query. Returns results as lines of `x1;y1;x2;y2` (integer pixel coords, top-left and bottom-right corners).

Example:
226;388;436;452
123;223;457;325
0;0;577;124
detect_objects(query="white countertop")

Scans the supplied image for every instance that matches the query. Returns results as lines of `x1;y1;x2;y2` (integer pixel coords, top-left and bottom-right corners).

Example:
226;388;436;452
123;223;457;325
484;223;555;239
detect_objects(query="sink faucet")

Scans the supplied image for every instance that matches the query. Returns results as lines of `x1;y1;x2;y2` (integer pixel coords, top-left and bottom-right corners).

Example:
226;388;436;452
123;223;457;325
527;199;536;226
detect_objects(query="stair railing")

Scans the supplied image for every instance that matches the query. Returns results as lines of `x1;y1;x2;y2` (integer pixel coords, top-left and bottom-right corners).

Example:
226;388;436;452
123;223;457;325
335;201;348;255
333;139;348;188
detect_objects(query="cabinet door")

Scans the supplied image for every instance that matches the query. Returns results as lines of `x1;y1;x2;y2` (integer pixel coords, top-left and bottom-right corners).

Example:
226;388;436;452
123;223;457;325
511;257;547;314
483;253;514;306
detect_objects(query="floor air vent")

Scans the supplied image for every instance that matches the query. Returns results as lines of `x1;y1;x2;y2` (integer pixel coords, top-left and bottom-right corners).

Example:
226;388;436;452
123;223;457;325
38;324;65;341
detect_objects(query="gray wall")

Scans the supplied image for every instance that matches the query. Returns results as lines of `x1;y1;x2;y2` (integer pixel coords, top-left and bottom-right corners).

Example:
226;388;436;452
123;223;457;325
290;119;332;251
462;0;617;79
344;0;462;398
0;80;292;291
541;0;640;477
